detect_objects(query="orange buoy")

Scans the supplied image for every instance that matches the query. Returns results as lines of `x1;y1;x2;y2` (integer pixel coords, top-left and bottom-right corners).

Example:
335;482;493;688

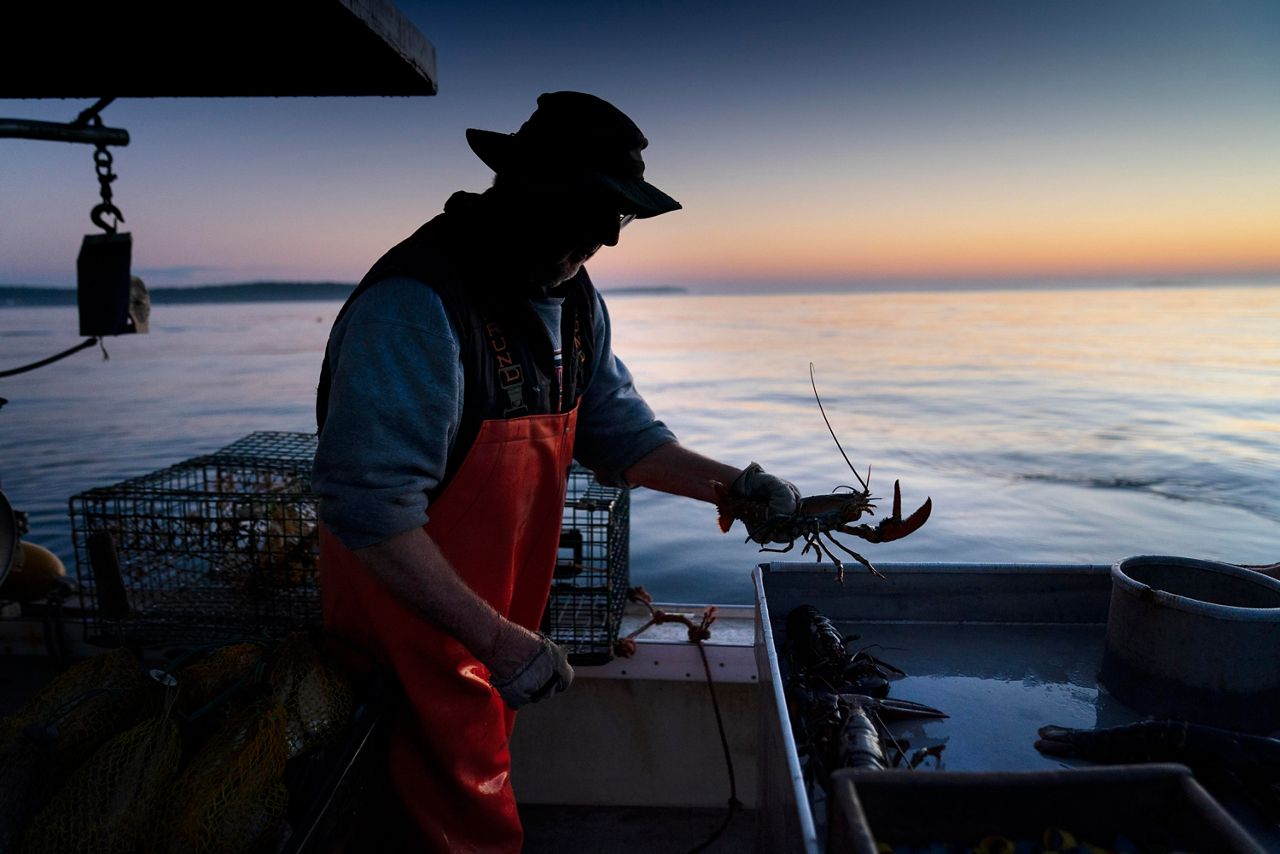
1;541;68;602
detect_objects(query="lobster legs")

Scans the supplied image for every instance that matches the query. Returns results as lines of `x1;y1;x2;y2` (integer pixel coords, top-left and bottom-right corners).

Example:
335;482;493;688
758;528;883;583
801;531;882;583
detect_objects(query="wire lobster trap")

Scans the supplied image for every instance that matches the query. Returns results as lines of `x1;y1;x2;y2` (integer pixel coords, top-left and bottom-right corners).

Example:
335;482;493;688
71;435;630;659
543;464;630;665
70;432;320;646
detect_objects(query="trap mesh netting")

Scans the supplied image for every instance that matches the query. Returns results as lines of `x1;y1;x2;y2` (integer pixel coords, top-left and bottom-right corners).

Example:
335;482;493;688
542;463;630;664
72;436;632;660
70;432;321;645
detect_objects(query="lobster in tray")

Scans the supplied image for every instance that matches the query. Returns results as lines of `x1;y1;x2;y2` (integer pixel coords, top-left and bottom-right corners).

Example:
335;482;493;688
713;365;932;582
784;605;946;787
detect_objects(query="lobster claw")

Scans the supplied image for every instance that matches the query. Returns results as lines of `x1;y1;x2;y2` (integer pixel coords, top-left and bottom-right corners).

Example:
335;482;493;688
842;480;931;544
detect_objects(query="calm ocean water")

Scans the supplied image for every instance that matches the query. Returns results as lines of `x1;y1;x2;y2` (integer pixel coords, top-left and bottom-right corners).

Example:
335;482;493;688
1;284;1277;604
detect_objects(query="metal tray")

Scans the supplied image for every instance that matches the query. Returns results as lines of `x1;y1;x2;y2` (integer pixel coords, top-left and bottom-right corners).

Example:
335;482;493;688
753;562;1279;853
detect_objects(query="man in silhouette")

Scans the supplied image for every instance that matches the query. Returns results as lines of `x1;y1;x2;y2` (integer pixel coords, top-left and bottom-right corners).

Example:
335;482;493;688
314;92;796;852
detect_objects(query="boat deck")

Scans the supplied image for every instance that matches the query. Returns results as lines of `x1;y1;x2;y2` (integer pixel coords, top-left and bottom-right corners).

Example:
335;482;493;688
522;805;756;853
6;564;1279;851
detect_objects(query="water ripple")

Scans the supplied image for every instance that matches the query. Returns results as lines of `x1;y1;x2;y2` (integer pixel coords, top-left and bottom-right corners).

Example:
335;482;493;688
3;286;1278;602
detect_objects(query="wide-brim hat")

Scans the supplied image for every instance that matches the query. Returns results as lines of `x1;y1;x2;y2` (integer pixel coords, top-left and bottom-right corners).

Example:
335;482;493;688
467;91;682;219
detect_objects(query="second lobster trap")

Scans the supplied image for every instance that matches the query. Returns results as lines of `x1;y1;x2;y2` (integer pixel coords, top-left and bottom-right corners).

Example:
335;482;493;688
542;464;630;665
70;432;321;646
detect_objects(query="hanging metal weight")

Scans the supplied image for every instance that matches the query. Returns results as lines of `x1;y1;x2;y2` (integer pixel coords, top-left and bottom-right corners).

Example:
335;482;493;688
78;142;147;336
78;232;133;336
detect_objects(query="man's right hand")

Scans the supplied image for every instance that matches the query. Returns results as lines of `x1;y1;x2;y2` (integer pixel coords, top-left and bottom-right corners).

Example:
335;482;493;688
485;619;575;709
731;462;801;543
355;527;574;708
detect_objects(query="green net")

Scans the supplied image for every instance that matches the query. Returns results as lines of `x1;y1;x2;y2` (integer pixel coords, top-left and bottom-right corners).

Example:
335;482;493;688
0;649;146;850
2;638;361;851
30;648;147;773
268;632;354;759
0;737;49;852
21;716;182;854
163;692;290;854
173;642;266;719
2;648;144;755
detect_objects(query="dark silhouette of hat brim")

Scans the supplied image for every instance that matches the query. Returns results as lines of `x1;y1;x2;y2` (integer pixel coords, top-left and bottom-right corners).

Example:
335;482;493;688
467;128;682;219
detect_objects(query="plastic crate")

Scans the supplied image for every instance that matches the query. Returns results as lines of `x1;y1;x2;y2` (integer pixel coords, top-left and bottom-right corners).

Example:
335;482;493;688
542;464;630;665
828;765;1264;854
70;432;320;646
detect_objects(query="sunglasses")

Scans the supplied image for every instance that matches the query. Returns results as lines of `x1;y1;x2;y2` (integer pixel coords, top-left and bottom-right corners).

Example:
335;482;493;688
557;201;636;241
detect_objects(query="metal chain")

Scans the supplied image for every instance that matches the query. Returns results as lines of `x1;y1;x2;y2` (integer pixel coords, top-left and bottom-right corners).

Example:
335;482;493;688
89;116;125;234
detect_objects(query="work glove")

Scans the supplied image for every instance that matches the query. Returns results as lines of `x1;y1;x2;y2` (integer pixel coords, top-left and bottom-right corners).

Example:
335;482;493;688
490;634;575;710
731;462;801;544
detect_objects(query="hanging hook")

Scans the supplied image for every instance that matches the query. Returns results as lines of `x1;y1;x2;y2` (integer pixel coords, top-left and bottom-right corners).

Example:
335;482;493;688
90;202;125;234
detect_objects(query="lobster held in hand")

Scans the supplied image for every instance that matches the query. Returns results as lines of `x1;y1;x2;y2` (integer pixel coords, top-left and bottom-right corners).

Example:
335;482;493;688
711;365;932;582
715;474;931;582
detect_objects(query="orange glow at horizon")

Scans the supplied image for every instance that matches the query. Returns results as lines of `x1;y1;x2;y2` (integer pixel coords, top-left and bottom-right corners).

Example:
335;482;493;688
598;203;1280;283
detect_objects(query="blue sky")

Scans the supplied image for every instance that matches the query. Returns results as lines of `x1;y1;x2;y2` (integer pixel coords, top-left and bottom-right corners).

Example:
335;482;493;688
1;0;1277;290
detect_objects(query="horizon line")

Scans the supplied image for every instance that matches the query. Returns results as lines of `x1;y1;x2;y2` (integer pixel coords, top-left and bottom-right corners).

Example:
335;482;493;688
4;269;1280;291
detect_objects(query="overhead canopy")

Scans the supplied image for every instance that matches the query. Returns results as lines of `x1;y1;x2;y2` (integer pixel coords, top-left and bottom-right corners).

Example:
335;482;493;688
2;0;437;98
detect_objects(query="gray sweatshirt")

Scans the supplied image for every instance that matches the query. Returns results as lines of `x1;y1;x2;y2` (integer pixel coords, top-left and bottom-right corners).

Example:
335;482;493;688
314;274;676;549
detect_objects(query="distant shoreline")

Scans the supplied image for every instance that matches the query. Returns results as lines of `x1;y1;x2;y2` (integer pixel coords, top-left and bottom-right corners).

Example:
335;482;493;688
1;278;1275;306
0;282;356;306
0;282;691;306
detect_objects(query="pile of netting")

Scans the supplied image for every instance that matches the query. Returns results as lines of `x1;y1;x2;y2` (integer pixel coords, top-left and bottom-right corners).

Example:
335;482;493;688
0;632;356;853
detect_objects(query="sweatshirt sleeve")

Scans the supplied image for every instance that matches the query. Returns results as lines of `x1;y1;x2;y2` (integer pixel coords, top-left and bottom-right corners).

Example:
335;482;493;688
313;276;464;549
573;291;678;486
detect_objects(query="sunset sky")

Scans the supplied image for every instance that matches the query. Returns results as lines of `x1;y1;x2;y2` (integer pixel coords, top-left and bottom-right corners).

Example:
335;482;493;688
1;0;1277;292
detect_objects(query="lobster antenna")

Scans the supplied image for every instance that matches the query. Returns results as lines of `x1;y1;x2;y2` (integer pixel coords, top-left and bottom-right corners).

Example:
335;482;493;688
810;363;869;492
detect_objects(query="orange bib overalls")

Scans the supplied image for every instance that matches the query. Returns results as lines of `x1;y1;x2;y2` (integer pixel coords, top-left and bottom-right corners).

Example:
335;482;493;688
319;406;578;852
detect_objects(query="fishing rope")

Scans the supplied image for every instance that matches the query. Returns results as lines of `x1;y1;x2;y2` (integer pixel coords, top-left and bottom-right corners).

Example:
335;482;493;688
1;103;123;384
0;337;99;378
687;637;742;854
613;587;742;852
